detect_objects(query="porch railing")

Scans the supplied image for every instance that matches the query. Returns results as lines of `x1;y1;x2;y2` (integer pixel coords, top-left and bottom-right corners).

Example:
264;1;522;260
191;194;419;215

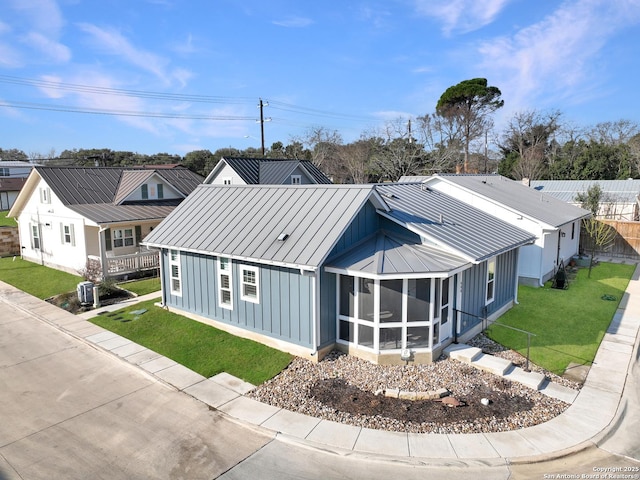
88;251;160;277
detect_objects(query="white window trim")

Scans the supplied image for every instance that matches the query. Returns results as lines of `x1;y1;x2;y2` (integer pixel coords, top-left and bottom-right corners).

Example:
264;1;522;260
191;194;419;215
39;187;51;204
486;257;496;305
60;223;75;246
113;228;134;248
240;265;260;303
218;257;233;310
222;177;232;185
31;224;41;250
169;249;182;296
291;175;302;185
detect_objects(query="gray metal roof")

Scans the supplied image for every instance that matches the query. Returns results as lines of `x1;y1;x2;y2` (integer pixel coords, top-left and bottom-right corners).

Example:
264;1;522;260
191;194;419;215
0;161;34;168
212;157;332;184
0;177;26;192
326;231;469;276
69;202;180;224
143;184;375;269
35;166;203;205
375;183;536;262
529;179;640;204
411;174;590;228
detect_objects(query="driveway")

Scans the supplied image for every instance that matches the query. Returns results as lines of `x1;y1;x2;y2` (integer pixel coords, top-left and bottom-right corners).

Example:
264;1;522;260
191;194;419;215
0;299;273;480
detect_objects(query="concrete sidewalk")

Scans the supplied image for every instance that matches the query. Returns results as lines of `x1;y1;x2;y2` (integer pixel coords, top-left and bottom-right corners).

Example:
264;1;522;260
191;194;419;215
3;261;639;464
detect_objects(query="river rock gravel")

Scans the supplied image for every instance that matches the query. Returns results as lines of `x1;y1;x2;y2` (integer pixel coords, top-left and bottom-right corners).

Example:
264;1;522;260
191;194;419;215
247;338;576;434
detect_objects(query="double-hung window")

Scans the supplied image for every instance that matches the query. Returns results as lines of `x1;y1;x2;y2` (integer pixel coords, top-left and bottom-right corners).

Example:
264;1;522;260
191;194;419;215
218;257;233;309
291;175;301;185
486;257;496;304
141;184;149;199
31;224;41;249
169;249;181;295
240;266;259;303
61;224;75;246
113;228;134;248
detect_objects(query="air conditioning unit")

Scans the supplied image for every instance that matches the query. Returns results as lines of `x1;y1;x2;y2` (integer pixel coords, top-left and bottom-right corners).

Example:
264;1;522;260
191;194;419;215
77;281;94;305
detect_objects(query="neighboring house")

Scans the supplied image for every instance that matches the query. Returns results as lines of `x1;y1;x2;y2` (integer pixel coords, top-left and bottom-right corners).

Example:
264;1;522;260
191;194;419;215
400;174;591;287
529;179;640;221
0;161;35;210
204;157;332;185
142;183;535;365
8;166;203;279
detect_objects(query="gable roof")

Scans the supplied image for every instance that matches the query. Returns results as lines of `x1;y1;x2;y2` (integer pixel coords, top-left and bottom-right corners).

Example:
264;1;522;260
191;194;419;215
529;179;640;204
9;166;203;225
204;157;332;184
376;183;535;262
402;174;590;228
143;184;376;270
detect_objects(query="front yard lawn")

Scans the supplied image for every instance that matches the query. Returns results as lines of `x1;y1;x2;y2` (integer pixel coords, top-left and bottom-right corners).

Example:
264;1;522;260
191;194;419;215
487;262;635;375
0;257;83;299
90;299;292;385
118;276;161;296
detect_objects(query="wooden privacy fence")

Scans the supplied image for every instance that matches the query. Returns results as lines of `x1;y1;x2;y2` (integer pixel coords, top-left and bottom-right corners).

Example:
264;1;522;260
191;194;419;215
580;220;640;259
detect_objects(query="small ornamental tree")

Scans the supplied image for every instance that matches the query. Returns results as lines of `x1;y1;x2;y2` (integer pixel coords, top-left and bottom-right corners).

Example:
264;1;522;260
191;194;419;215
582;218;616;277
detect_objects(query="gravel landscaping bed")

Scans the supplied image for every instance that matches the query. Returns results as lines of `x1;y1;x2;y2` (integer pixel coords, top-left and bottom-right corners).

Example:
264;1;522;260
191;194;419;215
248;338;576;434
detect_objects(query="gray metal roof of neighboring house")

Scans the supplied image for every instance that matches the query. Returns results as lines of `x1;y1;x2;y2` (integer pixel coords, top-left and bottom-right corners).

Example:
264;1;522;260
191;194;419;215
0;161;35;168
114;170;156;204
409;174;590;228
529;179;640;204
220;157;332;184
375;183;536;262
143;184;375;269
326;230;470;276
69;202;181;224
34;166;203;205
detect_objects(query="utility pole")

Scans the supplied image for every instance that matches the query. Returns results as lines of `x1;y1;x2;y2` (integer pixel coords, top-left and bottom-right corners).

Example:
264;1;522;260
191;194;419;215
258;98;271;157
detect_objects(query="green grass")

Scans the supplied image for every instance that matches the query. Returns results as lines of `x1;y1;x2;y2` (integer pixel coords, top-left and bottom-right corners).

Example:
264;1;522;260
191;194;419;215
0;211;17;227
118;276;161;296
487;262;635;375
90;299;292;385
0;257;83;299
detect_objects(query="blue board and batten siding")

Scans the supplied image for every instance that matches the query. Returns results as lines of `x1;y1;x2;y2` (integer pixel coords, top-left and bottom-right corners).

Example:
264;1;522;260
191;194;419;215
161;249;315;347
458;249;519;335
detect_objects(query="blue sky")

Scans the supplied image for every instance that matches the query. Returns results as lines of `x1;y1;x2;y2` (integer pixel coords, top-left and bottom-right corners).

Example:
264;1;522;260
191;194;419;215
1;0;639;157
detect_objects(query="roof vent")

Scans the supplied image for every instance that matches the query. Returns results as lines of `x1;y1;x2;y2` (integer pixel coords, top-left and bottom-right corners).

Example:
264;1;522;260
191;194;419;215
277;233;289;242
439;214;444;224
381;192;397;199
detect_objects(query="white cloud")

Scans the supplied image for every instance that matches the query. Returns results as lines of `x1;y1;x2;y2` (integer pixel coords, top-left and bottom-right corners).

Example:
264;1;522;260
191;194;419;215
10;0;65;35
23;32;71;63
476;0;640;116
272;16;313;28
413;0;512;35
77;23;171;83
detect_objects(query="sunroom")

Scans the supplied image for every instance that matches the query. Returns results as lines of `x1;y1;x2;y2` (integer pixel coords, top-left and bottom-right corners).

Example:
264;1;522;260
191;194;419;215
325;231;471;364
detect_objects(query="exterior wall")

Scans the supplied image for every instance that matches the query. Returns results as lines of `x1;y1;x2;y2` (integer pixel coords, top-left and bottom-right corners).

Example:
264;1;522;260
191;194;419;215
0;227;19;257
104;222;157;257
328;201;379;257
124;177;184;201
0;165;32;178
17;177;90;275
163;249;315;349
288;165;315;184
207;163;247;185
319;269;336;347
458;248;518;336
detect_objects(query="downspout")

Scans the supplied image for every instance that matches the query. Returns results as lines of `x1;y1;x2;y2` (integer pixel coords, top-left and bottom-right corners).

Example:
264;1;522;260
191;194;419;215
311;269;319;356
514;247;521;304
160;249;167;307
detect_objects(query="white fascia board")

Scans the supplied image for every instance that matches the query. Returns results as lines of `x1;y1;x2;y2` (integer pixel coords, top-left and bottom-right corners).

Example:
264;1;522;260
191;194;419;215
203;158;229;184
323;266;467;280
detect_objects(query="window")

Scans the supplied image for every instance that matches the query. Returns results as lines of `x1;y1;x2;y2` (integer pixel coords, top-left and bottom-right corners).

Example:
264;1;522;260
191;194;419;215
31;224;40;249
169;249;181;295
61;224;75;246
222;177;232;185
486;257;496;304
218;257;233;309
113;228;134;248
39;187;51;204
141;184;149;199
157;183;164;199
240;266;260;303
291;175;301;185
0;168;8;176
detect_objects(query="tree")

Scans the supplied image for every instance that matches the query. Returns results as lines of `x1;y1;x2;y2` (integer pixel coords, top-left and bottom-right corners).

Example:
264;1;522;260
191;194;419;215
575;183;603;217
0;148;28;161
416;113;462;173
369;118;425;181
337;135;382;183
183;150;215;176
582;218;616;277
436;78;503;173
499;110;561;180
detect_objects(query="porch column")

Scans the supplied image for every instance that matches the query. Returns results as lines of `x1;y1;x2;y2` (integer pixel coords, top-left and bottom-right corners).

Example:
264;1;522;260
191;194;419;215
98;227;108;279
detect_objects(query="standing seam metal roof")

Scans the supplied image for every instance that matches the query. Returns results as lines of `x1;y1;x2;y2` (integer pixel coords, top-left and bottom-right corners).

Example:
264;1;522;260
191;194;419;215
529;179;640;204
142;184;375;268
402;174;590;227
374;183;536;262
221;157;332;184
